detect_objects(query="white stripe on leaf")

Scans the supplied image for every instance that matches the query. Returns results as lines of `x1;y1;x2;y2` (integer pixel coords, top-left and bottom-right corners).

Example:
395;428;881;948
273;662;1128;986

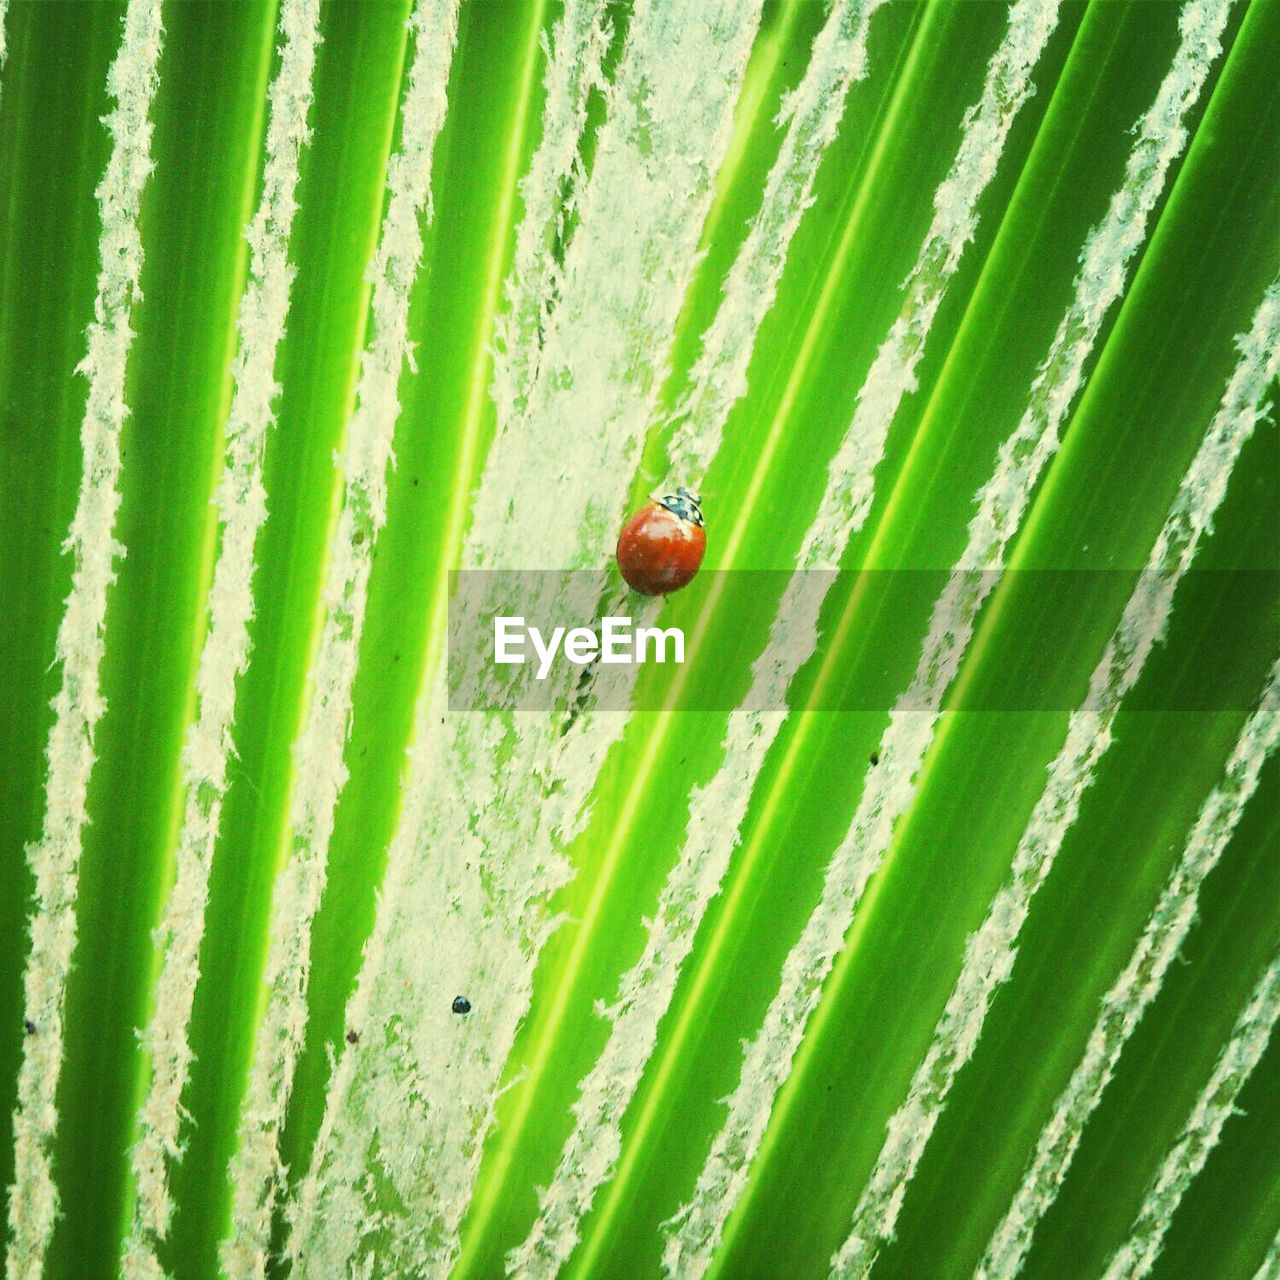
491;0;611;425
1102;948;1280;1280
665;0;889;483
0;0;10;104
220;3;461;1277
5;3;165;1277
119;3;323;1276
1252;1226;1280;1280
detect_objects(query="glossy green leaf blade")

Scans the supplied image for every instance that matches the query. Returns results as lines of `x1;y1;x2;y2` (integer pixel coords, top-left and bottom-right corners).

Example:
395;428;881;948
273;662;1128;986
121;4;321;1273
8;3;170;1273
0;0;120;1219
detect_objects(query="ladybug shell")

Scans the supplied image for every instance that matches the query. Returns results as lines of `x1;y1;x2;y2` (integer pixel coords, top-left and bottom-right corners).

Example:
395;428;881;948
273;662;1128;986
616;502;706;596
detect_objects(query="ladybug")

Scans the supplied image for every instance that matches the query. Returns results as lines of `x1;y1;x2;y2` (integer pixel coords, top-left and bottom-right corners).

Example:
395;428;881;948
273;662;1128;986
616;487;706;596
451;995;472;1015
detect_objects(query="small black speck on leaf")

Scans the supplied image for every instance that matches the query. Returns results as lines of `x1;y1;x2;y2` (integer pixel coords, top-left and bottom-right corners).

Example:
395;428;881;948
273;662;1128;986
869;751;880;766
23;1020;35;1036
451;995;472;1016
345;1029;359;1045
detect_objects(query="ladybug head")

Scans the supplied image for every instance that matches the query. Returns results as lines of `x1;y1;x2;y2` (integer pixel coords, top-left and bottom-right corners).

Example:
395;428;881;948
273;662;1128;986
656;485;704;527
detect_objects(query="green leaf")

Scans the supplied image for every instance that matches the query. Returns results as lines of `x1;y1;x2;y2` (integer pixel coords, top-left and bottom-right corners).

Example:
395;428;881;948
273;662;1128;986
0;2;1275;1279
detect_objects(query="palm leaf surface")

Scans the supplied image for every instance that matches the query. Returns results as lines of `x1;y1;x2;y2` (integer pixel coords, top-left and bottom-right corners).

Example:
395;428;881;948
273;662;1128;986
0;1;1276;1278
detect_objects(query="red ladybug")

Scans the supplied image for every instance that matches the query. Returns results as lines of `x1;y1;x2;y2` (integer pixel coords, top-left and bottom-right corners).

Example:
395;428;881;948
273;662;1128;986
616;487;706;596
